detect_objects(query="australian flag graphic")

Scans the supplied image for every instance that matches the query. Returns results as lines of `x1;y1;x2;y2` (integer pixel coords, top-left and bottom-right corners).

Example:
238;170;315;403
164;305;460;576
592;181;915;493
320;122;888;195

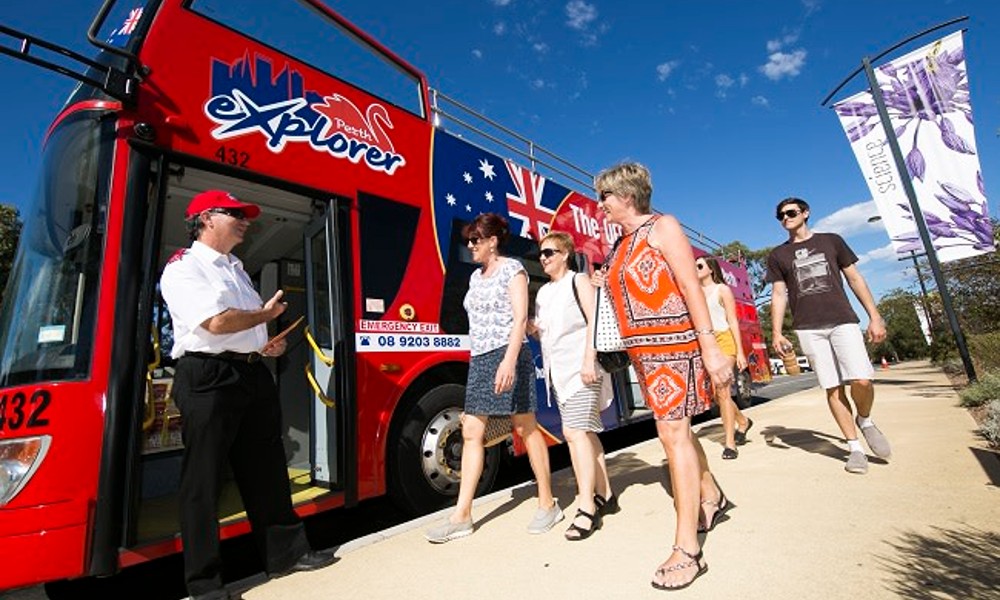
431;129;570;259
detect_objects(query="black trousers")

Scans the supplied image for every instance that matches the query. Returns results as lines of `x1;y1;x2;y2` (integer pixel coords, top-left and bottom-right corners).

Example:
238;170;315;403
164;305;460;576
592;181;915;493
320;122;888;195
173;355;310;596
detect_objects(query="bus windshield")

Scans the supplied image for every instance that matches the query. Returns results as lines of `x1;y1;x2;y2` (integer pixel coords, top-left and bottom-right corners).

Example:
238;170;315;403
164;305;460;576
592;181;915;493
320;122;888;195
0;113;112;387
188;0;425;118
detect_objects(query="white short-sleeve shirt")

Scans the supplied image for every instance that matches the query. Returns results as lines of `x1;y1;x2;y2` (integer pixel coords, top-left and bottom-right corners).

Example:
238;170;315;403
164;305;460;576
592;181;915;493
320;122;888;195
160;241;268;358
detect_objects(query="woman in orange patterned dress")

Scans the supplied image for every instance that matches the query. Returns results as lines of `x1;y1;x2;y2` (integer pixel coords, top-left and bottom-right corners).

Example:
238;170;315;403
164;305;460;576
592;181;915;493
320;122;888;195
591;162;733;591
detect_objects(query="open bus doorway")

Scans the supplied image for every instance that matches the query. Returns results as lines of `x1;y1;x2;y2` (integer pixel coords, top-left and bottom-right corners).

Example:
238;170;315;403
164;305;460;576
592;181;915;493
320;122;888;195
137;164;345;545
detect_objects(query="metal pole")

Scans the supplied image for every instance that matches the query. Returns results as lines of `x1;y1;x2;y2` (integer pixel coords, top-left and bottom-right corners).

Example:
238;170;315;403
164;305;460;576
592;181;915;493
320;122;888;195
909;251;933;331
862;57;976;382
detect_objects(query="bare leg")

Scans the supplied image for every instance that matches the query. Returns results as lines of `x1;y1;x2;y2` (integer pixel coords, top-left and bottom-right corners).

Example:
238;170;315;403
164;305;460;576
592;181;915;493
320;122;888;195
850;379;875;418
564;427;598;518
514;413;554;508
651;418;705;588
592;433;612;500
450;414;487;523
826;385;860;441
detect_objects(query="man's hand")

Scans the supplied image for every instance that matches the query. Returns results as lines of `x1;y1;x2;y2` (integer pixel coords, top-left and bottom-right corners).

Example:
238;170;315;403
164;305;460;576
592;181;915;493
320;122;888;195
264;290;288;320
772;333;793;356
867;318;887;344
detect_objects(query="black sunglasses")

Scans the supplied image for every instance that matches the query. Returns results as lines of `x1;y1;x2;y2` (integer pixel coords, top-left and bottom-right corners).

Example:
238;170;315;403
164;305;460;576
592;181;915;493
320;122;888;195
696;262;707;270
776;208;802;220
539;248;562;258
466;236;482;246
209;207;248;220
598;190;614;202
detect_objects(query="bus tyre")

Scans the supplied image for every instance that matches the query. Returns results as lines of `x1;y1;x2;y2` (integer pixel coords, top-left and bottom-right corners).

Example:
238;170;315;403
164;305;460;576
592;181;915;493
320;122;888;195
388;384;501;516
734;368;753;409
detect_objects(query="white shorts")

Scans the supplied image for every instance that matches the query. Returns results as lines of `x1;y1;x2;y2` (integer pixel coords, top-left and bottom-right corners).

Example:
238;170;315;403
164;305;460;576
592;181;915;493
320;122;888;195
796;324;875;389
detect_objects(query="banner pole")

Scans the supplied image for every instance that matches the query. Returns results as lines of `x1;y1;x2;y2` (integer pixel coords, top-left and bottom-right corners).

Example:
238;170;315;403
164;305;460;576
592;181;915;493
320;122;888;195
861;56;977;382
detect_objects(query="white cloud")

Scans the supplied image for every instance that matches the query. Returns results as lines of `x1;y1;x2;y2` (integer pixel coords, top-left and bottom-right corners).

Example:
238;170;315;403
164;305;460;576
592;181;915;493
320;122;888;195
493;21;506;35
656;60;680;81
533;42;549;54
491;0;513;5
766;32;800;53
472;49;483;59
856;243;897;266
565;0;597;30
531;78;546;89
812;200;885;237
751;95;770;107
759;49;807;81
739;73;749;87
715;73;735;98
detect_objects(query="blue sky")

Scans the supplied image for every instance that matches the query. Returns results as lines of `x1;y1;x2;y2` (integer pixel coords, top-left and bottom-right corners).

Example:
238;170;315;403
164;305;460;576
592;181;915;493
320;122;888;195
2;0;999;308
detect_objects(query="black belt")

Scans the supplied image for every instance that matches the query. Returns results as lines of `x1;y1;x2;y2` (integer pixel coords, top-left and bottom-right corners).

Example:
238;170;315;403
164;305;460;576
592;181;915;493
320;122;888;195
185;351;263;363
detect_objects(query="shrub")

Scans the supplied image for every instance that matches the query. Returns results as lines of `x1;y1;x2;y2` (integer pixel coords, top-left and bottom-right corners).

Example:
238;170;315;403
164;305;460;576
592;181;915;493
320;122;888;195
968;332;1000;374
958;372;1000;407
981;399;1000;449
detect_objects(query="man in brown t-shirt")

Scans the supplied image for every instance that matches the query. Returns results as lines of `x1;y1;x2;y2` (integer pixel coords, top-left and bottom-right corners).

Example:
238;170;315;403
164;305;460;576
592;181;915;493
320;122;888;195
766;197;891;475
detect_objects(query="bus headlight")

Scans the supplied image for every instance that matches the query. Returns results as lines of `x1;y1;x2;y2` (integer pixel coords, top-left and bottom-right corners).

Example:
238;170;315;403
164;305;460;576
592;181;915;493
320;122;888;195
0;435;51;507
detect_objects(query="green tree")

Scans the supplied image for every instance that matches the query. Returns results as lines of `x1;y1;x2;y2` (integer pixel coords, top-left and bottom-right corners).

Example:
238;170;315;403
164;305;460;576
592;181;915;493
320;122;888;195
872;288;930;360
0;204;22;306
719;240;773;299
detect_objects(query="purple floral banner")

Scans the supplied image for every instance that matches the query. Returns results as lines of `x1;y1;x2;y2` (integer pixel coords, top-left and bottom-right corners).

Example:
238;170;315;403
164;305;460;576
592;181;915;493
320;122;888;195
834;31;994;263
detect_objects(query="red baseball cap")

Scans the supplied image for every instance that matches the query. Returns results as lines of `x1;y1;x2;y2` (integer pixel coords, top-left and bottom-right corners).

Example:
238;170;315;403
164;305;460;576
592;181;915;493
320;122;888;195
185;190;261;219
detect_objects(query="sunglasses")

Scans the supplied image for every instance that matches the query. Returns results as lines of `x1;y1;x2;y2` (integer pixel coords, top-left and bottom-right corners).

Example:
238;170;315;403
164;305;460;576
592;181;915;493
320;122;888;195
598;190;614;202
696;263;707;270
208;207;248;220
539;248;562;258
776;208;802;221
466;236;482;246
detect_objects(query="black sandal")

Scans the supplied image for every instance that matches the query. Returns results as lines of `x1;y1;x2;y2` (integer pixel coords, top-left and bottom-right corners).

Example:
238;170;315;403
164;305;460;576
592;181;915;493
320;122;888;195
651;545;708;591
564;508;602;541
735;418;754;446
594;492;620;516
697;481;731;533
722;446;738;460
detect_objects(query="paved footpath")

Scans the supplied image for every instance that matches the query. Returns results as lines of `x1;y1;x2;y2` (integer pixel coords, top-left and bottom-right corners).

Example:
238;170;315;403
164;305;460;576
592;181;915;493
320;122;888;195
240;361;999;599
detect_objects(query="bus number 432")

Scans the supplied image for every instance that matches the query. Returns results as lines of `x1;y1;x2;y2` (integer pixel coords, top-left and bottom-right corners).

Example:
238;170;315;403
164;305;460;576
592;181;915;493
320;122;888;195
214;145;250;168
0;390;51;431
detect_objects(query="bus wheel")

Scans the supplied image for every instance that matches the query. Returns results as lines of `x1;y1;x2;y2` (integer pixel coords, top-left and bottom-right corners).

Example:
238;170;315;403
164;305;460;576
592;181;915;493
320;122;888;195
388;384;501;516
734;369;753;409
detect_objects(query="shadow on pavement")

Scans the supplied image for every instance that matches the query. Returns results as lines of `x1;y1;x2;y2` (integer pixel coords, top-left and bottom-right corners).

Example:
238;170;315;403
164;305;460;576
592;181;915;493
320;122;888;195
759;424;845;461
878;525;1000;599
968;446;1000;487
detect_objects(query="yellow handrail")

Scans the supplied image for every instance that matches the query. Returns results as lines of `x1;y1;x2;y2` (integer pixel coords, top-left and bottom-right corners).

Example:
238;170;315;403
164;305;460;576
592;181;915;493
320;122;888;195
303;326;335;408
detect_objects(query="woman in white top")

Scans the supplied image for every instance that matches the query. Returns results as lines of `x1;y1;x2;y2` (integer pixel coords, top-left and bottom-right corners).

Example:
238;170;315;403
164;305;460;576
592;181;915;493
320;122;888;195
532;231;617;540
696;255;753;459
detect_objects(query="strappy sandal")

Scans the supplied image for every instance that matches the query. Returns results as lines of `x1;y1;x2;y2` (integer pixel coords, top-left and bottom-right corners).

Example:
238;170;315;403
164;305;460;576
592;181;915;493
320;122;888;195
735;418;754;446
564;508;602;541
721;446;738;460
594;492;620;516
697;481;731;533
651;545;708;591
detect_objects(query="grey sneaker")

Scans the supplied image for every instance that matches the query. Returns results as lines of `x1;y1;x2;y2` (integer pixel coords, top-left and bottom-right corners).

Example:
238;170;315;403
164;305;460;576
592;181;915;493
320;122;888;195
845;450;869;474
856;417;892;459
526;501;564;534
425;519;473;543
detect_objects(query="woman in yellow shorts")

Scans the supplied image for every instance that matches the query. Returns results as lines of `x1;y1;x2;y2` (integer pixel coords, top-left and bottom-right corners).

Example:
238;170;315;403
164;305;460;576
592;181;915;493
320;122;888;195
696;256;753;459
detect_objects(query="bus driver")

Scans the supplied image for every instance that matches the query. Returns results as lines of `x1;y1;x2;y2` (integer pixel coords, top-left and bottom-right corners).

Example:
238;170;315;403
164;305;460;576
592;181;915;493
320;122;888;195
159;190;336;600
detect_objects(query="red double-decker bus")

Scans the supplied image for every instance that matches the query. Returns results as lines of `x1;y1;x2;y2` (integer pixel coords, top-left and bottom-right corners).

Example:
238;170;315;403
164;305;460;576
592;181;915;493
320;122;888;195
0;0;770;592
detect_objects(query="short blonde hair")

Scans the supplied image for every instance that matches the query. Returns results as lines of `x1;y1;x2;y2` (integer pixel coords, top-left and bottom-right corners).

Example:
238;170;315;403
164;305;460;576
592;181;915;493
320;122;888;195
539;230;575;256
594;162;653;214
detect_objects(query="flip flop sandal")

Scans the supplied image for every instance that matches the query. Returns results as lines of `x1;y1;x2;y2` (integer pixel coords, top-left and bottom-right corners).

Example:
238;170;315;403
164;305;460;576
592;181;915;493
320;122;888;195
651;545;708;591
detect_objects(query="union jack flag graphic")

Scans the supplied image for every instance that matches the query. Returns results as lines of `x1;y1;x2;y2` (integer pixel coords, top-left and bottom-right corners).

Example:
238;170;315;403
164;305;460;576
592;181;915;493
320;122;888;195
431;130;567;262
119;8;143;35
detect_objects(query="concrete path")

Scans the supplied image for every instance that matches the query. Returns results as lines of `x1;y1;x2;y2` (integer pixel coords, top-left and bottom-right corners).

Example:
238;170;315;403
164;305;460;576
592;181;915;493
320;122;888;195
241;360;1000;600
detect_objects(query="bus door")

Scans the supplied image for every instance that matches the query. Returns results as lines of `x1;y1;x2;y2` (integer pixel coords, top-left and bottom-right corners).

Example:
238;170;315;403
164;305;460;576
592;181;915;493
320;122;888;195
302;205;348;488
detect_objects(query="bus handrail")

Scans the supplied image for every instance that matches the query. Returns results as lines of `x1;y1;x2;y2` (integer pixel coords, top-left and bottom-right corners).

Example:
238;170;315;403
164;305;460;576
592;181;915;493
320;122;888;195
429;87;728;254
